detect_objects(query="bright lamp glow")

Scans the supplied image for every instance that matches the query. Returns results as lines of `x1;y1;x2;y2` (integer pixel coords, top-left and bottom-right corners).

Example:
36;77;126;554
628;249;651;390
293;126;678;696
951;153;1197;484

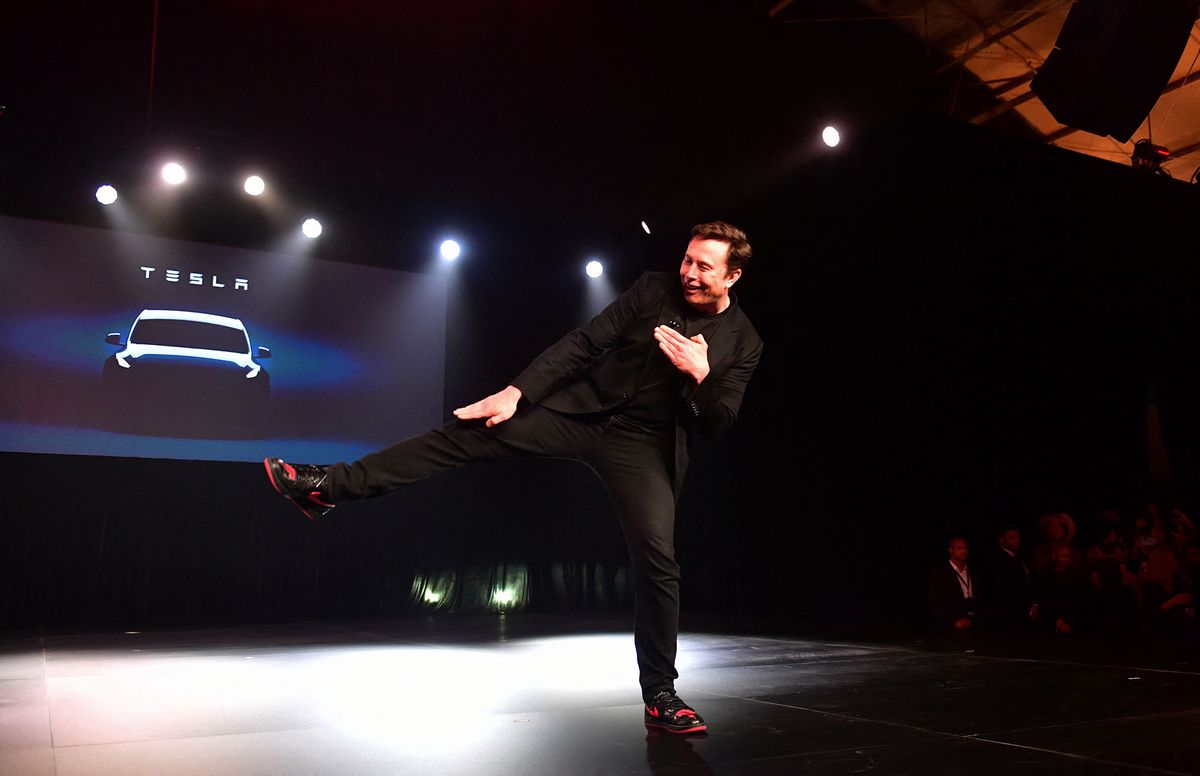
301;218;323;239
641;220;651;235
424;591;441;603
585;260;604;278
493;589;515;606
439;239;462;261
821;126;841;148
96;185;118;205
243;175;265;196
161;162;187;185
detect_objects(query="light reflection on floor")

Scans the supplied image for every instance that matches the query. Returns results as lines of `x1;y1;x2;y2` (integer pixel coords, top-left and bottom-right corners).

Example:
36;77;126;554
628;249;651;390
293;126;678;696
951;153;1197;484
7;616;1179;775
6;628;667;768
308;635;640;749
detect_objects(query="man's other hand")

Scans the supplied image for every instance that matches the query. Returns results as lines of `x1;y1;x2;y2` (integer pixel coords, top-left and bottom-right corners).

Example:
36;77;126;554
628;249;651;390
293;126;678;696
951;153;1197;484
453;385;523;427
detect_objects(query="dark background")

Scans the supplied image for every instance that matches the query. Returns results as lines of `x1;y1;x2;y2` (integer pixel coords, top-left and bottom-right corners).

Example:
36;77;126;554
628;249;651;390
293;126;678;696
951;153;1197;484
4;2;1200;630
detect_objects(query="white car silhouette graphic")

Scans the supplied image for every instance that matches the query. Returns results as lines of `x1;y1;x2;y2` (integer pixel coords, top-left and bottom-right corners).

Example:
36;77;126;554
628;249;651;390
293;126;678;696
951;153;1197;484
105;309;270;380
102;309;271;435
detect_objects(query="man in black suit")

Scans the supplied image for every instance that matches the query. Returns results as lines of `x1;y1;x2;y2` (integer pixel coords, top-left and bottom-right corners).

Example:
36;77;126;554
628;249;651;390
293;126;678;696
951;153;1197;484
929;536;977;630
265;221;762;734
989;526;1038;631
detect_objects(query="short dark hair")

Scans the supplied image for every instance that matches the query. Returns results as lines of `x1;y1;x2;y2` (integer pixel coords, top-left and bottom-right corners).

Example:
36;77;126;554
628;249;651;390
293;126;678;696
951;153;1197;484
690;221;752;273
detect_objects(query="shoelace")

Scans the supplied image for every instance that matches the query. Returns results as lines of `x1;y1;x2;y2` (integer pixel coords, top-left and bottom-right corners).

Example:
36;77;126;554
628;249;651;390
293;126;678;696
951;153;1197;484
287;463;328;491
651;693;697;719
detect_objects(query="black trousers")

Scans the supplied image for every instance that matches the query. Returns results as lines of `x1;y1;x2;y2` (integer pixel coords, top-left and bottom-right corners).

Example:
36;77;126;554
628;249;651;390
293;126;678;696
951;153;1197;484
324;405;682;701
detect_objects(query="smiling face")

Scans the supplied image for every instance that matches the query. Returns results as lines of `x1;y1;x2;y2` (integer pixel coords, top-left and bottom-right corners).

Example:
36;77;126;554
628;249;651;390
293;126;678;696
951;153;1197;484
680;238;742;314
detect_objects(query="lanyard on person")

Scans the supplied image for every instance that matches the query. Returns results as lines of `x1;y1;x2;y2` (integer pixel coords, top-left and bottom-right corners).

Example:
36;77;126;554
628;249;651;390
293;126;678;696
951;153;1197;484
952;562;972;599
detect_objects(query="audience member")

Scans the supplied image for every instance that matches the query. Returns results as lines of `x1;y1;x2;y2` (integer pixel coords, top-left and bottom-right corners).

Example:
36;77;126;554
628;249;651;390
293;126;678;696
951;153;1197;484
1085;527;1128;569
1087;532;1138;632
1130;505;1162;569
1032;512;1077;575
988;526;1038;631
1167;510;1197;547
1159;544;1200;628
1137;520;1184;615
1036;543;1085;635
929;537;977;630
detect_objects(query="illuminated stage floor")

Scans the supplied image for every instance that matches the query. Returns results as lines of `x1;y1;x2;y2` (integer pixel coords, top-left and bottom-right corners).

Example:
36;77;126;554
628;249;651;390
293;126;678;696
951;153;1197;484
2;615;1199;775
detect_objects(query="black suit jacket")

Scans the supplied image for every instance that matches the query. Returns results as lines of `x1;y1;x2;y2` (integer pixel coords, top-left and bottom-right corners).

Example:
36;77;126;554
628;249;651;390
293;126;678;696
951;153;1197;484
511;271;763;498
928;562;976;627
989;548;1034;624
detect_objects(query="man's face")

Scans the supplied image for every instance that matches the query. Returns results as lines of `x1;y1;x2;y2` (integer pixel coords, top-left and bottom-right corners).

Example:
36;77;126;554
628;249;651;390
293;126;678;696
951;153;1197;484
949;539;969;564
680;238;741;313
999;530;1020;553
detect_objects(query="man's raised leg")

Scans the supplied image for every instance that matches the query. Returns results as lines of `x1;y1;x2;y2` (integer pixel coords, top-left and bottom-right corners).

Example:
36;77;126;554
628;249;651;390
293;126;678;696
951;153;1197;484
265;407;599;518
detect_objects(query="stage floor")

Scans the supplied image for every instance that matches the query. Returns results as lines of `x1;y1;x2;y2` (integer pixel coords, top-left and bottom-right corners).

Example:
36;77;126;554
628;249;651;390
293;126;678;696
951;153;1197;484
1;614;1198;775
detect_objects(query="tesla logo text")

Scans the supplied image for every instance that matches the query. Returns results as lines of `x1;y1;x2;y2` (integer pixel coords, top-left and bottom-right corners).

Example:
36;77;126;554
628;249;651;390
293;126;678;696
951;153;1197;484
140;267;249;290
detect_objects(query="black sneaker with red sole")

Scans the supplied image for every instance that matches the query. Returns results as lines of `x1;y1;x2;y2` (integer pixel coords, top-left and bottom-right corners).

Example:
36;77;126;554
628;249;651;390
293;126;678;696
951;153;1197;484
644;690;707;734
263;457;334;522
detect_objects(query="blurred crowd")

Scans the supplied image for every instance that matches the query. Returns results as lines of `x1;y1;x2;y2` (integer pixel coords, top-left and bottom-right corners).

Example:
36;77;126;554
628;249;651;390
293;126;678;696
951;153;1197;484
928;506;1200;635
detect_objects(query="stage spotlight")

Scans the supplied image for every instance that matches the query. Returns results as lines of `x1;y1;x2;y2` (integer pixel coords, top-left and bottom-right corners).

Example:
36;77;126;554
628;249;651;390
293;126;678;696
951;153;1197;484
822;126;841;148
161;162;187;185
424;590;442;604
493;589;515;606
95;185;118;205
585;260;604;278
641;220;651;235
243;175;265;196
440;239;462;261
301;218;323;238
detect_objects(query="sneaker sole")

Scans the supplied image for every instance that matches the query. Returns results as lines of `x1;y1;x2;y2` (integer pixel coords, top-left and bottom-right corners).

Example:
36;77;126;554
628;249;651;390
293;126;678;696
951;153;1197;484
645;720;707;734
263;457;323;522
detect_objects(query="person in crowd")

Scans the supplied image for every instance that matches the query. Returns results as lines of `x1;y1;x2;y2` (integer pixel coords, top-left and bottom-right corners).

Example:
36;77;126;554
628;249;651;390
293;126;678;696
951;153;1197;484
1130;504;1162;571
1085;525;1137;629
1159;544;1200;628
988;526;1038;631
929;536;977;630
1037;543;1085;634
1086;527;1128;569
1137;519;1184;619
1167;510;1197;548
1033;512;1077;575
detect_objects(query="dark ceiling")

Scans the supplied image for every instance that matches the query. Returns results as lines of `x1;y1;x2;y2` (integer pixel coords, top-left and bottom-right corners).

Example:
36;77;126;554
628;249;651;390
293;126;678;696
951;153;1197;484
2;1;1032;259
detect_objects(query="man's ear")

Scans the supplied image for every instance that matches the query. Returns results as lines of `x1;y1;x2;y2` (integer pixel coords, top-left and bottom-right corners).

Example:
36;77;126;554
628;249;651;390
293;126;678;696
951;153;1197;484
725;268;742;288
